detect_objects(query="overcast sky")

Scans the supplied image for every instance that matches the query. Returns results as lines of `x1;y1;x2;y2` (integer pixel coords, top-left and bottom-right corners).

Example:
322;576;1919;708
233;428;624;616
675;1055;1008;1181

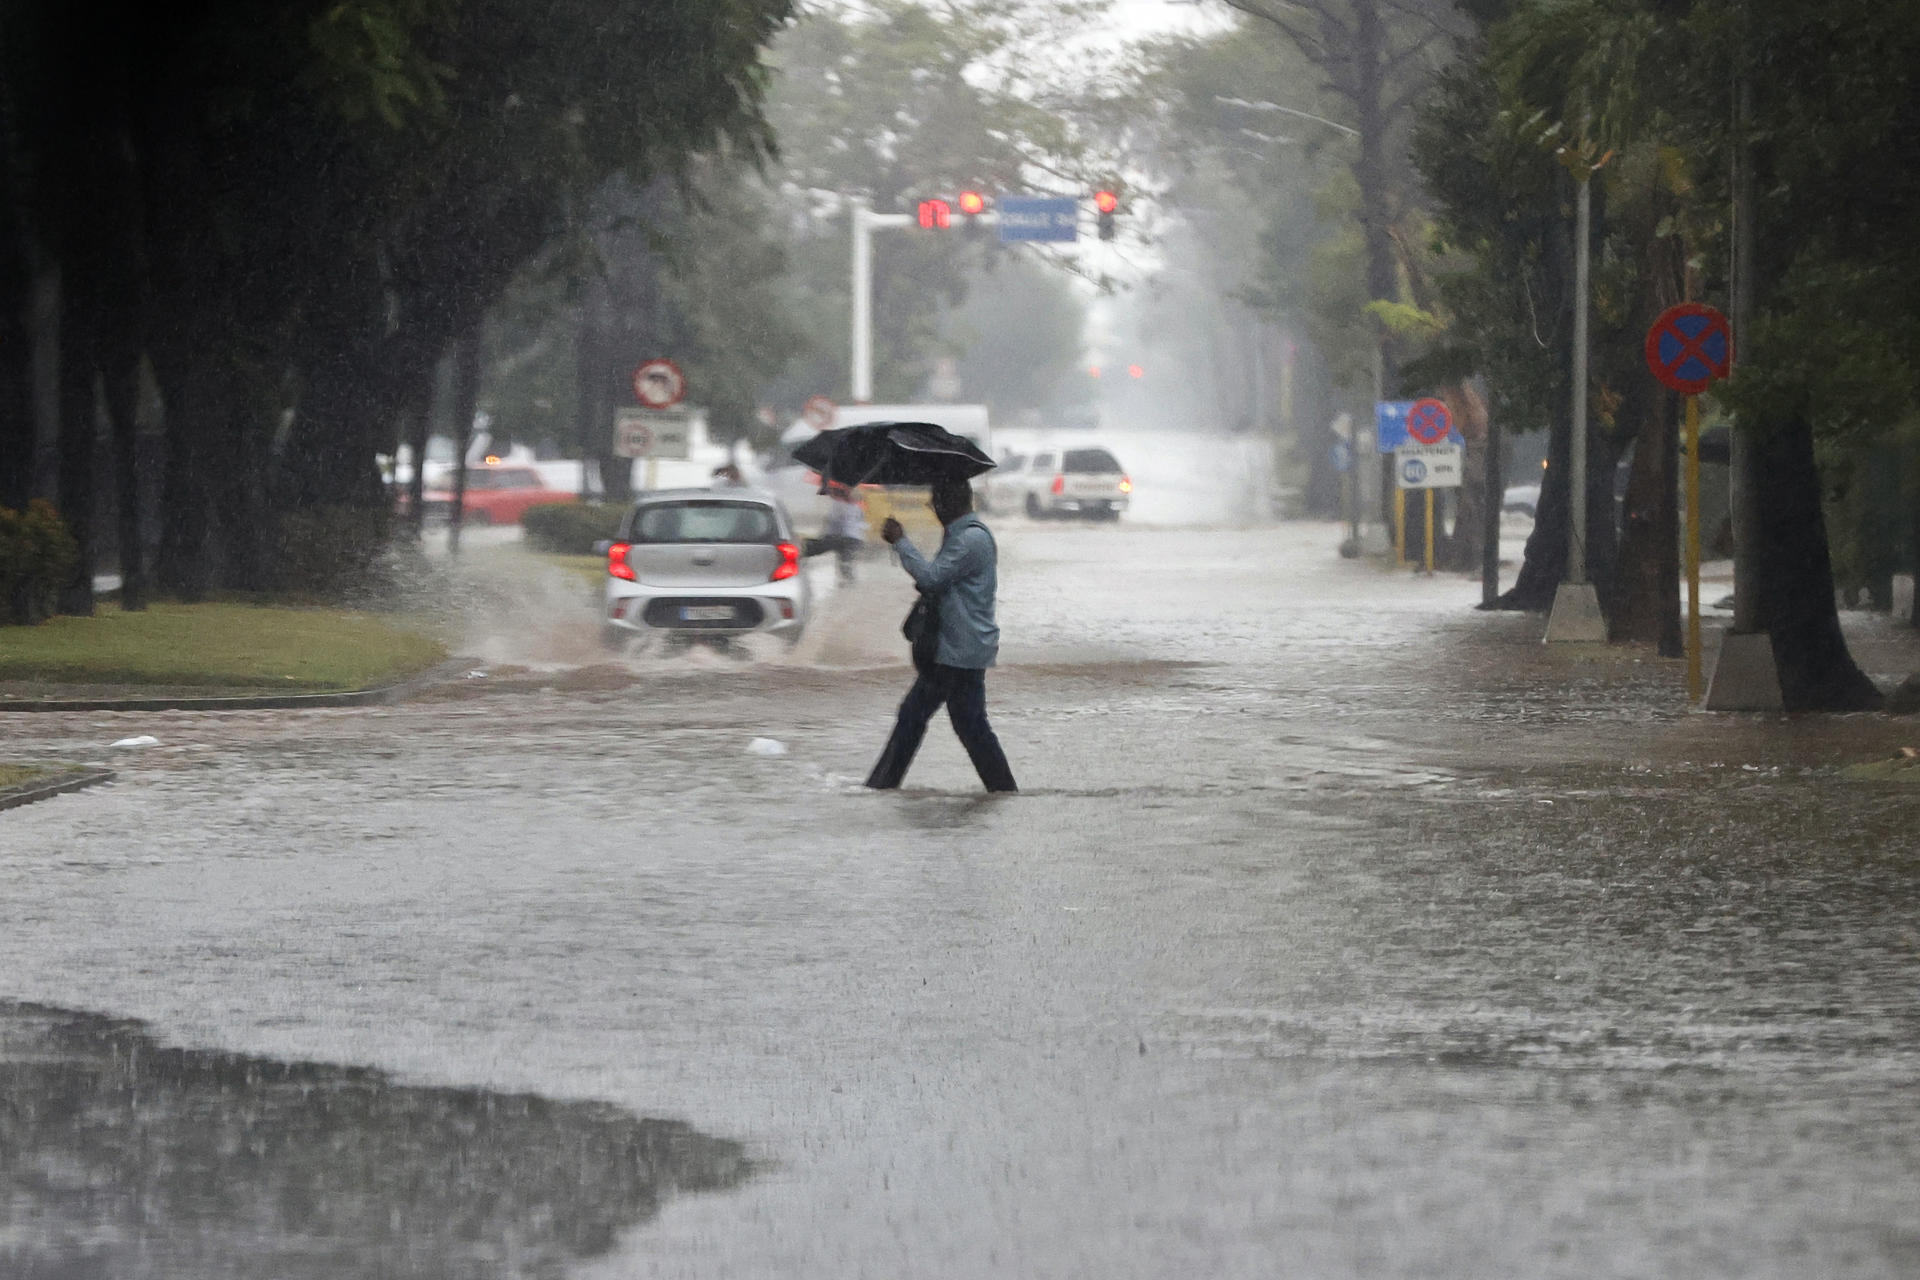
1108;0;1227;36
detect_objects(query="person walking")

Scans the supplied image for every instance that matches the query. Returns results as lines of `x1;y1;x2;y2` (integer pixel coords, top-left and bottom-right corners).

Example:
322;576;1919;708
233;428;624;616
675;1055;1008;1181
820;482;867;583
867;479;1017;792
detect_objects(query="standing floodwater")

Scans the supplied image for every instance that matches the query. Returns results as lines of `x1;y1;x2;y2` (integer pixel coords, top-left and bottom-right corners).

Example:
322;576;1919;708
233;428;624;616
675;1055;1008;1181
2;518;1918;1278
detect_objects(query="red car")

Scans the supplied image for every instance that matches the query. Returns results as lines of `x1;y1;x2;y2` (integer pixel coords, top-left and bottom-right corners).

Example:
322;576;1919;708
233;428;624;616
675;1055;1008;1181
412;464;576;525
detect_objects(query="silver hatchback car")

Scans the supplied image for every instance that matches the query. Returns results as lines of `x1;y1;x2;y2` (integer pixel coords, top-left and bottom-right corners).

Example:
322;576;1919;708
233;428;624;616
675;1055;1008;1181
601;489;812;650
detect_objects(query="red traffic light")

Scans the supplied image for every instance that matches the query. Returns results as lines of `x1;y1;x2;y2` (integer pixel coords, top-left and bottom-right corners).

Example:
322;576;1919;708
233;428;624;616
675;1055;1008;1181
917;198;952;229
957;190;987;216
1093;189;1119;214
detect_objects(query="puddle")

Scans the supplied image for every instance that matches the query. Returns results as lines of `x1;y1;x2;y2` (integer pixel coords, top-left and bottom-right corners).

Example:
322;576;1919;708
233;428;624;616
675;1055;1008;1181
0;1003;751;1279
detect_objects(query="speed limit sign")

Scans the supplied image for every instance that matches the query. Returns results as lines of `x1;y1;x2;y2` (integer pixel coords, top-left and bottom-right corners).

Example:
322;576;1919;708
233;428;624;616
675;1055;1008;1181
632;358;687;409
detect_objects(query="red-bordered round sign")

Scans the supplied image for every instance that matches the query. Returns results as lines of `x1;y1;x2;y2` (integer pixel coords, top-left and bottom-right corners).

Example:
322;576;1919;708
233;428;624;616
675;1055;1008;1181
632;358;687;409
801;394;836;430
1406;397;1454;445
1644;303;1732;396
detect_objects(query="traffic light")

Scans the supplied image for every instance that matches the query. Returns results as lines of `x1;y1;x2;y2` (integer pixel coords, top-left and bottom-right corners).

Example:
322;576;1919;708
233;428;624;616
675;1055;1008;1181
956;189;988;236
917;198;952;229
1094;189;1119;241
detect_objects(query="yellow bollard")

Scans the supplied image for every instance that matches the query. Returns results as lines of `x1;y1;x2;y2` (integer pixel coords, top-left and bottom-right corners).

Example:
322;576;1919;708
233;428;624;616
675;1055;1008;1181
1424;489;1435;575
1685;395;1702;701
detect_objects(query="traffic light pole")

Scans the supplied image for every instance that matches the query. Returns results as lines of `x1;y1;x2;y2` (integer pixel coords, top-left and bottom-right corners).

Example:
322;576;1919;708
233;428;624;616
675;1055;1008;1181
850;199;913;403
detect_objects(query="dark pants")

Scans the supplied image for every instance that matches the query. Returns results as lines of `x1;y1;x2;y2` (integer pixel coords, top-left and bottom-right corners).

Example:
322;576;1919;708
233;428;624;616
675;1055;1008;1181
866;663;1017;792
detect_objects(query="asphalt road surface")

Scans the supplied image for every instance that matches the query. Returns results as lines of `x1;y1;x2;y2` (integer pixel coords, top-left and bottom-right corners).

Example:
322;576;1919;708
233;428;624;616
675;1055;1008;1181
4;504;1919;1278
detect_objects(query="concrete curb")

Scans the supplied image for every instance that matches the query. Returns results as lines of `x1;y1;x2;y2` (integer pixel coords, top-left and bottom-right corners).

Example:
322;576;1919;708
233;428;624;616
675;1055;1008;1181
0;768;116;812
0;659;472;714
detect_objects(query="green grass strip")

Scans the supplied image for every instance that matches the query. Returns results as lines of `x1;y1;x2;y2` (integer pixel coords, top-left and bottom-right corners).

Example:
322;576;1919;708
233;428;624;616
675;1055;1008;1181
0;602;446;691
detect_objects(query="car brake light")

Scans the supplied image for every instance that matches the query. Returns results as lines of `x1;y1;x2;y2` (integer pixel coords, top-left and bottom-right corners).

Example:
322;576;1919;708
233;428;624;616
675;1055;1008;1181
608;542;636;581
1119;476;1133;493
771;542;800;581
1051;474;1065;495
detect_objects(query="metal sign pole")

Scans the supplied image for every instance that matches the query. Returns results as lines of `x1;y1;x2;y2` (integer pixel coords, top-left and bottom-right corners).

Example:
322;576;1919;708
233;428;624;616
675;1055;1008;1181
1685;395;1703;700
1425;490;1435;575
1394;487;1406;566
1569;175;1591;586
1543;162;1609;643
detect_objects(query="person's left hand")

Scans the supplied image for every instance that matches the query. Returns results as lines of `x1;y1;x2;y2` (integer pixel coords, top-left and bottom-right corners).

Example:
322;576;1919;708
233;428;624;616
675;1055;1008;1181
880;517;904;545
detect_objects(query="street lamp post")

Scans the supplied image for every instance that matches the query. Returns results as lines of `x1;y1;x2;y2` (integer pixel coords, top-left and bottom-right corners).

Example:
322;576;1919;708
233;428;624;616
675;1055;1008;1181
850;198;913;403
1544;142;1610;643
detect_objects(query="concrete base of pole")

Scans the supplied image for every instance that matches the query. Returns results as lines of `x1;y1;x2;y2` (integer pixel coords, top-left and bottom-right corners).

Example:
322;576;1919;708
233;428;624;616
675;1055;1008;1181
1704;631;1784;712
1543;583;1606;643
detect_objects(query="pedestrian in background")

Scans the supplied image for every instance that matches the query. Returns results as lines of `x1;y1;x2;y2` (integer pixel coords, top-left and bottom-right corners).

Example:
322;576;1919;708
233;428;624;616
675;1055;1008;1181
821;482;867;583
867;480;1017;792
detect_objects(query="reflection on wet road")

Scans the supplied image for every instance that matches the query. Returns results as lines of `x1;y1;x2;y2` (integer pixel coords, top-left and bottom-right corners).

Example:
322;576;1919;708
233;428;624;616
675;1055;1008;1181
3;521;1919;1278
0;1003;748;1278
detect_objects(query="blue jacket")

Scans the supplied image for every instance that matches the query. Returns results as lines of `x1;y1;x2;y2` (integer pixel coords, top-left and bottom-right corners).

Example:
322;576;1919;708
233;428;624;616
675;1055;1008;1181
895;513;1000;668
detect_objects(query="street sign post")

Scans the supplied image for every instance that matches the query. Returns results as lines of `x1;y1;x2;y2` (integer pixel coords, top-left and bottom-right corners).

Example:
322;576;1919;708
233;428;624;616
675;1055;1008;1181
1379;399;1457;570
997;196;1079;243
613;407;696;496
632;358;687;409
1645;302;1733;701
1394;443;1463;489
1395;441;1462;574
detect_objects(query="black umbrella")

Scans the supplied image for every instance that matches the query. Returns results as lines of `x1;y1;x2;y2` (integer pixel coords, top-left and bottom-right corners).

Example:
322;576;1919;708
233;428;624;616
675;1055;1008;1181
790;421;996;489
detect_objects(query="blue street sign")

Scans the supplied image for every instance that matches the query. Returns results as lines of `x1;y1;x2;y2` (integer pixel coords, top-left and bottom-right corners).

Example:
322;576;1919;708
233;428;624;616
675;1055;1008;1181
1376;399;1460;451
1375;400;1415;452
997;196;1079;243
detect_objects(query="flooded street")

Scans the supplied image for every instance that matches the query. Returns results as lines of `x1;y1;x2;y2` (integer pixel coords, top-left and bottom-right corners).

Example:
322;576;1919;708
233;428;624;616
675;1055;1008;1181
4;498;1919;1277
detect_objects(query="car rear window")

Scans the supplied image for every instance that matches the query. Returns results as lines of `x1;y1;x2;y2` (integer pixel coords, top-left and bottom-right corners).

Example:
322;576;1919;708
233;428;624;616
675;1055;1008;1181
466;468;540;490
1062;449;1120;473
629;501;778;544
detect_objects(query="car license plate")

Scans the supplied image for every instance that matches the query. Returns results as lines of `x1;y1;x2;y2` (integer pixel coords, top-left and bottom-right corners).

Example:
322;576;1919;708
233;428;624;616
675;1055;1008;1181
681;605;734;622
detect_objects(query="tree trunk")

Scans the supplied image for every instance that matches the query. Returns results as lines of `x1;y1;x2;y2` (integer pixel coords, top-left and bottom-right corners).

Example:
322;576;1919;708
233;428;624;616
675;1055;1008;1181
1610;378;1680;653
212;374;272;593
54;266;96;616
1751;408;1882;710
102;353;146;610
1438;381;1488;572
153;353;217;600
404;386;429;540
578;295;629;505
282;269;391;512
0;260;31;510
447;319;480;554
1909;439;1920;628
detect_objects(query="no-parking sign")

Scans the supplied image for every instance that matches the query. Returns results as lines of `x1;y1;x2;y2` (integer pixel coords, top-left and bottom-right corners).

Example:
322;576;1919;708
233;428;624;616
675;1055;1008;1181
1645;304;1732;395
632;358;688;409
